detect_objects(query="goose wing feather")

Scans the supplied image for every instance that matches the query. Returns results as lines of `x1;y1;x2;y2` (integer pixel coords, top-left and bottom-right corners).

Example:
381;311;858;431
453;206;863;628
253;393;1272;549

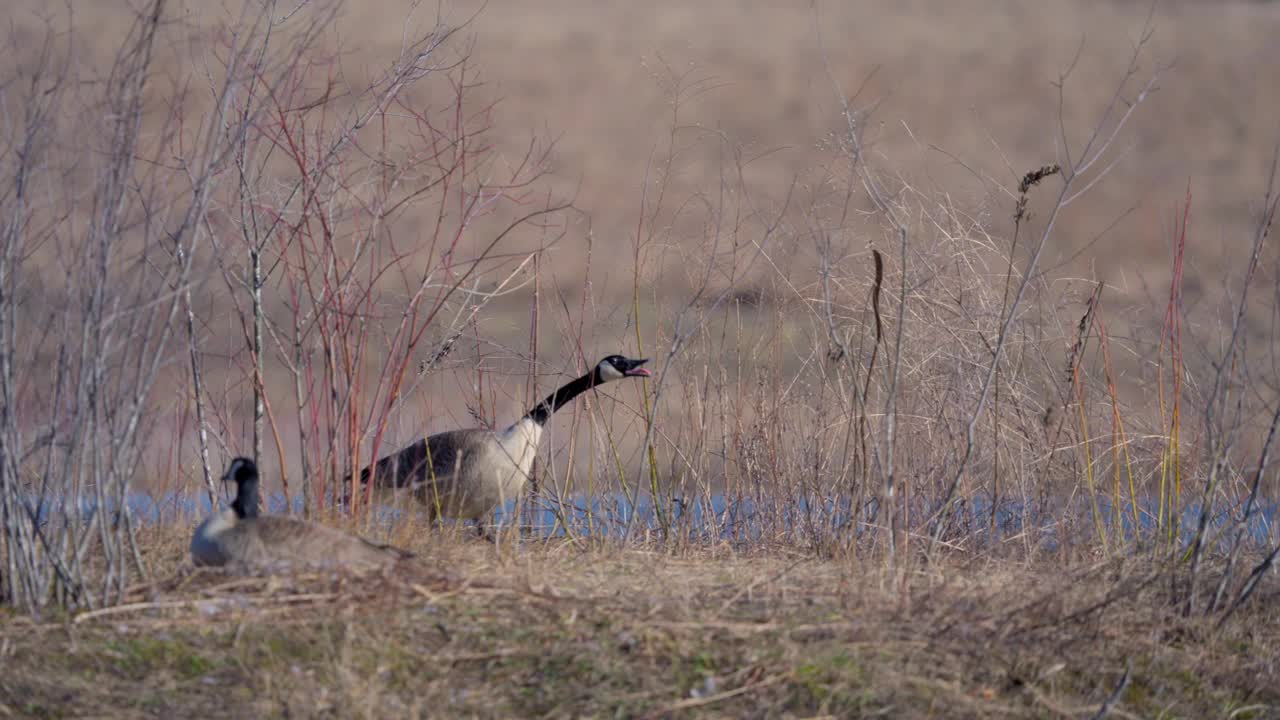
216;517;410;569
363;429;485;487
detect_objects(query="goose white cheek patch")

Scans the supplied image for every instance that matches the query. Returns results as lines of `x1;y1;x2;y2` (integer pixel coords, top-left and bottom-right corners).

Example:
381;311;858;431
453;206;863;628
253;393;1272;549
598;362;625;381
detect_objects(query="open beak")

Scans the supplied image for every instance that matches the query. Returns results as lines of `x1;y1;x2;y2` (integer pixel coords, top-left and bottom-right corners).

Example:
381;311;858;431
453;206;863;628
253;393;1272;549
624;359;651;377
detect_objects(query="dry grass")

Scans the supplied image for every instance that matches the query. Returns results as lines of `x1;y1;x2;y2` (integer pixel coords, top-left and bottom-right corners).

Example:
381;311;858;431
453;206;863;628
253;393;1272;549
3;2;1280;715
17;0;1280;354
2;529;1278;719
2;0;1275;497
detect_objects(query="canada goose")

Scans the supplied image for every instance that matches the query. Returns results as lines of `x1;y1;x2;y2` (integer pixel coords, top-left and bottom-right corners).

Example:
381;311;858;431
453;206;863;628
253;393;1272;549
353;355;651;535
192;457;412;570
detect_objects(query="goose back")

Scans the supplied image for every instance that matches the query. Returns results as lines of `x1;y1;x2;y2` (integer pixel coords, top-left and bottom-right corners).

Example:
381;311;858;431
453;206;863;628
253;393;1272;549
193;457;412;570
204;516;409;570
355;355;648;525
364;420;542;521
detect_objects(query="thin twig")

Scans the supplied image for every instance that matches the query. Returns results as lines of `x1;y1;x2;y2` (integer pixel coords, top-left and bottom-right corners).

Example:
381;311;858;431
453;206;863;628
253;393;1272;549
1090;661;1132;720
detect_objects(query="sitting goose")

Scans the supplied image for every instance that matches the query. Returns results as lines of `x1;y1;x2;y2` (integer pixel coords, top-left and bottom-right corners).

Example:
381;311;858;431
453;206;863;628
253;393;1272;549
192;457;412;570
353;355;651;534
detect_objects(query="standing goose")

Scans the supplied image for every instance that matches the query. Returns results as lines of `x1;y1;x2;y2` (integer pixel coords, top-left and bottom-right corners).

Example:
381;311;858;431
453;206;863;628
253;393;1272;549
192;457;412;570
354;355;651;534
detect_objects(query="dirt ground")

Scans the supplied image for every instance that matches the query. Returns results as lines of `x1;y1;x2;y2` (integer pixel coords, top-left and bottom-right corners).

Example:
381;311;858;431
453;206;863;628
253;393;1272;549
2;529;1277;718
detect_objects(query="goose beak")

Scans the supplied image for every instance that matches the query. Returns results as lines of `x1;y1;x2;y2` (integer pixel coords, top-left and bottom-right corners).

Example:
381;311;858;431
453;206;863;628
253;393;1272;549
624;359;651;377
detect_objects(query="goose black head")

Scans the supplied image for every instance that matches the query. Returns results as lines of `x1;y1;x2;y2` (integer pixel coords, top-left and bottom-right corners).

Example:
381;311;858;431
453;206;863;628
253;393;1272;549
595;355;651;383
222;457;261;519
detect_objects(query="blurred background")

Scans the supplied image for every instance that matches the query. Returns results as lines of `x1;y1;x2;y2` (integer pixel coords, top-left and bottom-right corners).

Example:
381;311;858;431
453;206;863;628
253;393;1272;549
4;0;1278;530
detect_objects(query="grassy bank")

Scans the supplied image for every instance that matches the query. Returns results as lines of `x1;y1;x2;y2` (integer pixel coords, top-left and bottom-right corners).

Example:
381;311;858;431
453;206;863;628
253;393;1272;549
2;530;1277;719
2;1;1279;716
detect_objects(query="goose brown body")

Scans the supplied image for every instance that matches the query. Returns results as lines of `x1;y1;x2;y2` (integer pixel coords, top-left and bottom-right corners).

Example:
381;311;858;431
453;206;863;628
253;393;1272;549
362;420;542;522
354;356;651;531
193;458;411;570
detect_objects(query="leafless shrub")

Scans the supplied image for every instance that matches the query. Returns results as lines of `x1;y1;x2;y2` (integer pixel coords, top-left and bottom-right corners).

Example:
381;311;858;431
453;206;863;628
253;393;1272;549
0;0;225;612
0;0;566;614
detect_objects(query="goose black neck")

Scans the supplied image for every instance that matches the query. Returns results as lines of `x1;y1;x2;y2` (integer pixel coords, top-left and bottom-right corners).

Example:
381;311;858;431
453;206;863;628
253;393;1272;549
524;370;598;426
231;473;261;519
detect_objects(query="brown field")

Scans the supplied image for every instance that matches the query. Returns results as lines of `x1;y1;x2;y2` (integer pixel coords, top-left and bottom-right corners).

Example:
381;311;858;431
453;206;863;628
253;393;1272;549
3;1;1280;716
4;0;1266;495
3;530;1279;719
